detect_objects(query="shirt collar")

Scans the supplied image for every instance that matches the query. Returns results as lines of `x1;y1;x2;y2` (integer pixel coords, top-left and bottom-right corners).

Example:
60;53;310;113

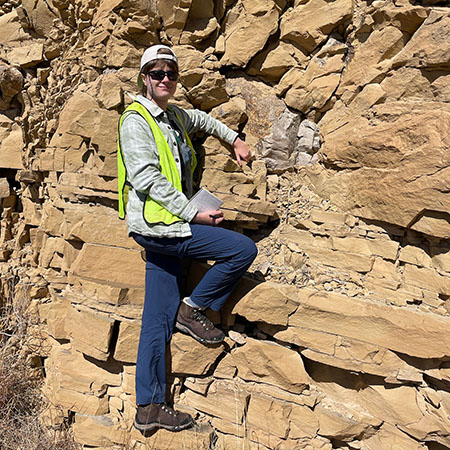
136;95;166;118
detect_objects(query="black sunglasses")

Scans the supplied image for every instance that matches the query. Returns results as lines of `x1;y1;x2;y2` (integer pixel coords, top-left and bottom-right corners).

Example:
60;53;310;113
146;70;178;81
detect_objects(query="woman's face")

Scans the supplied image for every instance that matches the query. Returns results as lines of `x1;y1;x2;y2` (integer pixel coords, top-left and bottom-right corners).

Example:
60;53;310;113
141;62;178;106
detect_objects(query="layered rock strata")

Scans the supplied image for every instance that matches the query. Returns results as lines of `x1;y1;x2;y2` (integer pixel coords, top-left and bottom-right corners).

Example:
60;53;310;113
1;0;449;449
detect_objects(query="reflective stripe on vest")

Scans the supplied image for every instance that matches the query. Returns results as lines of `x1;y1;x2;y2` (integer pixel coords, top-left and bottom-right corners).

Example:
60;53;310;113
117;101;197;225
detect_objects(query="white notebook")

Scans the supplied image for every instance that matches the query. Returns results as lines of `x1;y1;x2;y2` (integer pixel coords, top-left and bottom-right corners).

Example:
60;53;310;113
188;187;223;213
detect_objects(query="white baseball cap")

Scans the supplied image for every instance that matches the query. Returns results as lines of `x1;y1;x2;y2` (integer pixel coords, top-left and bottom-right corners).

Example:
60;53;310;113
137;45;178;88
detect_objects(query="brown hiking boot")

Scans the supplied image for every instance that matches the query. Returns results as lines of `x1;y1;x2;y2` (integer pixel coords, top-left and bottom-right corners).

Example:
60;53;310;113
134;403;194;432
176;302;225;344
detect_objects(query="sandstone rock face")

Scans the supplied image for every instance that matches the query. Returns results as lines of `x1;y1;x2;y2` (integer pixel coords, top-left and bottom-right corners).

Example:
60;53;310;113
280;0;352;54
318;104;450;232
1;0;449;449
221;0;281;67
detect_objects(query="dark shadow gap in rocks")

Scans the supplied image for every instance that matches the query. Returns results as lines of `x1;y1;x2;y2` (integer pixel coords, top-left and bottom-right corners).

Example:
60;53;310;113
303;358;402;390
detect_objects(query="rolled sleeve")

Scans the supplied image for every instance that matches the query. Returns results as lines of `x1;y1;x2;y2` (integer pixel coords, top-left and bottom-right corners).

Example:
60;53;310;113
172;107;239;146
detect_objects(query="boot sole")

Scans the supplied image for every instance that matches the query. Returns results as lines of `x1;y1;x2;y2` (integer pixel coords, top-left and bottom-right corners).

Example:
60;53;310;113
175;321;224;345
133;418;193;433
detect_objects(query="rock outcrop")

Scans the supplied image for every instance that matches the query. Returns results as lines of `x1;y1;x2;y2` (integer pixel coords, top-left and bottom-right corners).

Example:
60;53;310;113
0;0;449;449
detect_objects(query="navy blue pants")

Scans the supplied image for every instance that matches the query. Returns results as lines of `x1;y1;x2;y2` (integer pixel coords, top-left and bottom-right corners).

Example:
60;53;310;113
132;224;258;405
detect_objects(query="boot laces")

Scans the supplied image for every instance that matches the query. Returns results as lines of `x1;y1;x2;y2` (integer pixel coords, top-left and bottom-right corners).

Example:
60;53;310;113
162;404;178;416
193;309;214;330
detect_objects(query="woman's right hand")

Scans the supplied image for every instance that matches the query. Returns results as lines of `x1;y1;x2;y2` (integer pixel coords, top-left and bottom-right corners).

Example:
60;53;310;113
192;210;224;226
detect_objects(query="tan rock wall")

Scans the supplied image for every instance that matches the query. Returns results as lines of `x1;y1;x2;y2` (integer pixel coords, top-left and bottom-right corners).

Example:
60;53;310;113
1;0;450;449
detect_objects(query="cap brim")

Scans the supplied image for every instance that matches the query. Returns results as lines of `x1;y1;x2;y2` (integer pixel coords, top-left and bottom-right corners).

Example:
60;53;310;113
136;47;178;88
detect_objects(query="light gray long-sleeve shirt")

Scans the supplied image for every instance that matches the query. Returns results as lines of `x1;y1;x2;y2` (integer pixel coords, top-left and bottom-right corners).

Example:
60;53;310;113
119;95;238;238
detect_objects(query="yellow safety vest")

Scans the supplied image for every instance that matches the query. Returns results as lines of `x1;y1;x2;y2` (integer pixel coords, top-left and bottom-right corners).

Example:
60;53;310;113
117;102;197;225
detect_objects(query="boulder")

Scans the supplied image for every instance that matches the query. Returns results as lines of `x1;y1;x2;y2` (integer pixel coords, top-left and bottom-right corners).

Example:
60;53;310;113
316;404;379;442
232;281;299;326
285;54;345;113
0;64;23;108
180;0;219;45
247;41;308;81
97;73;123;109
217;337;309;393
183;380;249;424
0;10;28;45
169;332;224;375
187;72;228;110
338;25;407;98
105;36;141;68
221;0;280;67
391;10;450;69
65;305;115;361
45;345;121;394
70;243;145;287
47;202;133;248
280;0;352;54
22;0;60;37
316;104;450;234
157;0;191;43
246;394;291;438
72;414;125;447
289;289;450;359
113;321;140;363
7;43;45;68
210;96;247;130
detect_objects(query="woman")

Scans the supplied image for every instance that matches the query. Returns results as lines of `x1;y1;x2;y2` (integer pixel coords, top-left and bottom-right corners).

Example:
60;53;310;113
117;45;258;432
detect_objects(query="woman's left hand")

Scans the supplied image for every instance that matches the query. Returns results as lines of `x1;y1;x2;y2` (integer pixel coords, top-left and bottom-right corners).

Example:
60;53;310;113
233;138;252;167
192;210;224;226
